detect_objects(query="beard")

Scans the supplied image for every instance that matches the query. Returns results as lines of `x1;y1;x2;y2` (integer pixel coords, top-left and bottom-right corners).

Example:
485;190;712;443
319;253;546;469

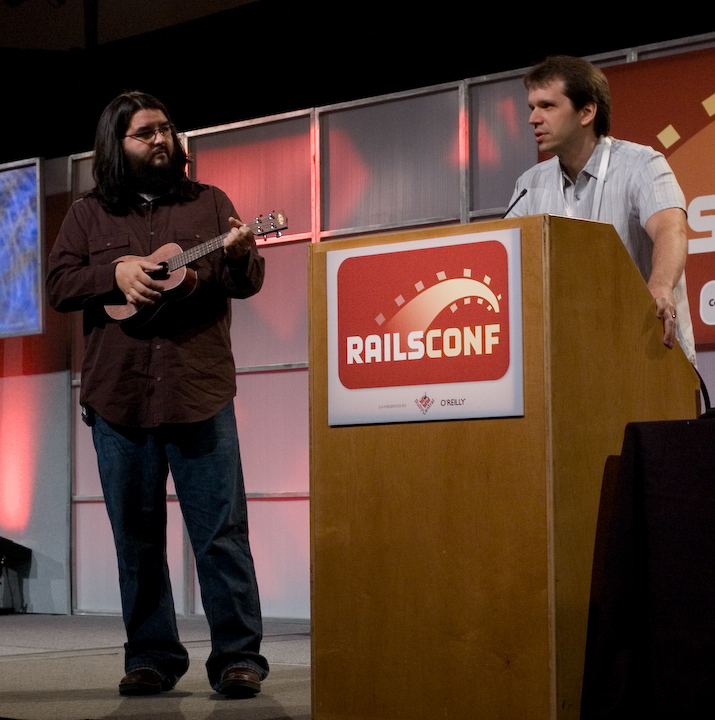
126;148;182;195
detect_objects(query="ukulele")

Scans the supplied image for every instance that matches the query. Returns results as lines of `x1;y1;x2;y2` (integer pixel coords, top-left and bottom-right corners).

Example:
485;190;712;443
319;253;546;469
104;210;287;324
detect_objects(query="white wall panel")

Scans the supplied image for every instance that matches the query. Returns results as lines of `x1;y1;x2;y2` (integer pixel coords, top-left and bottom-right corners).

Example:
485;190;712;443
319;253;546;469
231;241;309;368
235;370;308;496
72;502;120;613
321;89;461;231
73;499;185;614
0;370;71;614
63;48;715;623
72;386;101;498
193;497;310;620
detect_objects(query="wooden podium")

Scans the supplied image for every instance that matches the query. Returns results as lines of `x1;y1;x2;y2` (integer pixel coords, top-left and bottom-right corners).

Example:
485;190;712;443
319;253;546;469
308;215;699;720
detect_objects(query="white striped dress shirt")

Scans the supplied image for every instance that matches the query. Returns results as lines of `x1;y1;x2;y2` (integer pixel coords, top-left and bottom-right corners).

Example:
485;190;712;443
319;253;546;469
506;136;696;363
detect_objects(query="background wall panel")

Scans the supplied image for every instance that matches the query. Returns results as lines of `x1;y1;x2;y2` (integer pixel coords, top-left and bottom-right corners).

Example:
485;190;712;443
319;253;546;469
4;34;713;620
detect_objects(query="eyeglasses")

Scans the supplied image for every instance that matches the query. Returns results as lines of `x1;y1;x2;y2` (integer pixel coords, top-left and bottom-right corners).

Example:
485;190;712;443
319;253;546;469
124;123;175;144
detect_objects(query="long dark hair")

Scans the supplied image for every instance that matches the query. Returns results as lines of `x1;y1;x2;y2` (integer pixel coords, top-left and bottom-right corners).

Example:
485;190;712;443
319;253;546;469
89;91;199;214
524;56;612;138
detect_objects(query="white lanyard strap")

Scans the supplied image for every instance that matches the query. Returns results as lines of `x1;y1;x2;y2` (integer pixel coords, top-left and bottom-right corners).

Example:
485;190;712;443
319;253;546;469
591;136;612;221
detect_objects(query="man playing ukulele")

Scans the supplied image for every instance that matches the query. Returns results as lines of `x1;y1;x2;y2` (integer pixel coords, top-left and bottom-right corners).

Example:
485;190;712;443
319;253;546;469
47;91;269;699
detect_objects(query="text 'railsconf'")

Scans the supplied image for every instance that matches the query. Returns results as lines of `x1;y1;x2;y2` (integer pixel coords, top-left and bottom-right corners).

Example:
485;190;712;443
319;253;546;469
346;325;501;363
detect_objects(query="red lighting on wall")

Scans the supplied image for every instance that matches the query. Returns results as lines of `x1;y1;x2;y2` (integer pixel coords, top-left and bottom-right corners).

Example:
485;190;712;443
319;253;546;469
0;376;38;533
477;115;501;168
496;98;520;140
325;127;371;230
450;107;468;169
193;127;314;235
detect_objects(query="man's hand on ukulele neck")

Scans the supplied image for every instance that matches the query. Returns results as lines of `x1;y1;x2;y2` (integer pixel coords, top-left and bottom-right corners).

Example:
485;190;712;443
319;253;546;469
224;217;255;260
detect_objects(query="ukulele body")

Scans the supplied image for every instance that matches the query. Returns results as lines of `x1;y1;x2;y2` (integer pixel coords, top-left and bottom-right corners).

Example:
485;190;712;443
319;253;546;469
102;210;286;324
104;243;198;323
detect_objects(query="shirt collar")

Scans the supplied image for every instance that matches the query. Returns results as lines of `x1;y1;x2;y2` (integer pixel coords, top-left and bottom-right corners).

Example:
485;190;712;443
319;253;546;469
560;135;612;186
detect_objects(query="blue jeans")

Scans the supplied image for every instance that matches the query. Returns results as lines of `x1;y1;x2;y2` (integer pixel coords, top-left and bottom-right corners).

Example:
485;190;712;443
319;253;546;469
91;402;268;689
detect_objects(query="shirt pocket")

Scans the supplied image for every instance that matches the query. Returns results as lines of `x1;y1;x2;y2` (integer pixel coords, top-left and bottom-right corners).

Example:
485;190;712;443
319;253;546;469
88;233;132;264
175;228;211;249
174;228;224;270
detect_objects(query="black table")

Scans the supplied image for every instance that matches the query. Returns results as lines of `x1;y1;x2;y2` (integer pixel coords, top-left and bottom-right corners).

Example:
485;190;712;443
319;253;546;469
582;419;715;718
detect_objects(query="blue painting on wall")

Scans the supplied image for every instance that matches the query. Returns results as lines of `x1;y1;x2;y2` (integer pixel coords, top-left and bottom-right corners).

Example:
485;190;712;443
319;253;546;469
0;161;43;339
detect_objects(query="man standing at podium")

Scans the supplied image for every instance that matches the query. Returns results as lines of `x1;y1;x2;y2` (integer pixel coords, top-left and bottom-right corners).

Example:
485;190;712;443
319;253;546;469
505;55;696;365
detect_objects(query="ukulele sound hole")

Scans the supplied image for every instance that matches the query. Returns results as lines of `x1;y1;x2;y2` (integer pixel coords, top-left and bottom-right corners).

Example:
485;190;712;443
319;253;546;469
148;262;170;280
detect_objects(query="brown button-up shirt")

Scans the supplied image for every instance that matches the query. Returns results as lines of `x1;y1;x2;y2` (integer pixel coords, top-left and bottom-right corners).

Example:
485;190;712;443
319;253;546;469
47;184;265;428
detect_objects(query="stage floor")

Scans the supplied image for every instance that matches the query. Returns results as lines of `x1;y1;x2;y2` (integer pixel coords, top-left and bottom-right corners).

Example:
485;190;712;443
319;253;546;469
0;613;310;720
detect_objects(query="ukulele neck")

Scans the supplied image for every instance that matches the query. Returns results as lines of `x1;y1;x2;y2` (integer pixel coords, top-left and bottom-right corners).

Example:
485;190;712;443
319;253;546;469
167;233;229;272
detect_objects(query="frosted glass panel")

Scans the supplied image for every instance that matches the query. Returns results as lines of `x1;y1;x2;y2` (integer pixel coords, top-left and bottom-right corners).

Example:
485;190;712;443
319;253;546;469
230;241;309;368
0;371;70;614
73;503;120;613
249;499;310;620
191;116;312;236
73;387;176;497
73;385;101;497
193;498;310;620
321;90;461;230
234;369;308;495
470;78;537;212
74;499;185;614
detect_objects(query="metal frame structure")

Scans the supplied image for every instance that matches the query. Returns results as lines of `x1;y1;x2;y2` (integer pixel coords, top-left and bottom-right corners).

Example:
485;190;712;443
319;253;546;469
67;31;715;616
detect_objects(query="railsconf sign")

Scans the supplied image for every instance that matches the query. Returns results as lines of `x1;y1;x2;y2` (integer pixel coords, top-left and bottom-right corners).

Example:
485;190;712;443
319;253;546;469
326;228;524;425
603;49;715;347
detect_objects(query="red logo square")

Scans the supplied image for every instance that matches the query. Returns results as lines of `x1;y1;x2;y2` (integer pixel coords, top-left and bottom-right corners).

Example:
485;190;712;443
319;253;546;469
337;239;510;389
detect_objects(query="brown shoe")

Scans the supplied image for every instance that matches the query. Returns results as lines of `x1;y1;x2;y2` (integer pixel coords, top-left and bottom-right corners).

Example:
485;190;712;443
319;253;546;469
216;667;261;697
119;668;169;696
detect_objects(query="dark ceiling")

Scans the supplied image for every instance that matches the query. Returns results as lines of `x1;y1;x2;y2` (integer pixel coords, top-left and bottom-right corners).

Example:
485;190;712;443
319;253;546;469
0;0;712;164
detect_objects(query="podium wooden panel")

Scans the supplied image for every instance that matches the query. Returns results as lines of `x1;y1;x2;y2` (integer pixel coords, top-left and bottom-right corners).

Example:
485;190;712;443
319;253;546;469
308;215;699;720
